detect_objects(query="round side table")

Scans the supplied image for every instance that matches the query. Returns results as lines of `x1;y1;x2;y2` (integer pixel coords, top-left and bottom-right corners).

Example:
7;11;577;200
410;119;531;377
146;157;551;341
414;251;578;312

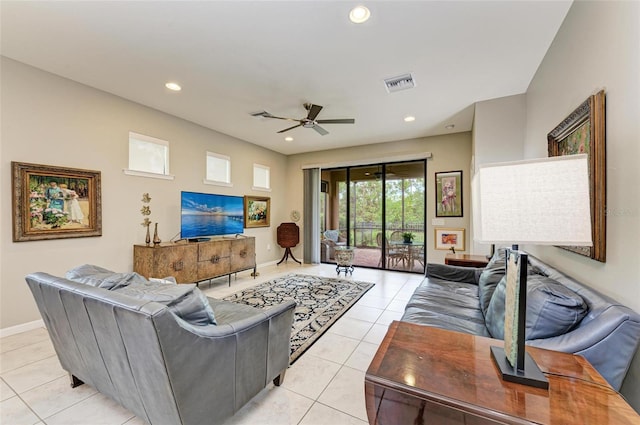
334;246;355;275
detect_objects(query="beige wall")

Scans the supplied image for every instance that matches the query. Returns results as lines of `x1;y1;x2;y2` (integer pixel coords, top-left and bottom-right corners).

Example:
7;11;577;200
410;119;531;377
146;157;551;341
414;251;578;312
523;1;640;408
523;0;640;313
0;58;289;329
286;132;472;264
471;94;526;254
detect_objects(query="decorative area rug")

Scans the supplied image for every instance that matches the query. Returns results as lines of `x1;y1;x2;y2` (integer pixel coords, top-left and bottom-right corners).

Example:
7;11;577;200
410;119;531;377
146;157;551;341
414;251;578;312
223;274;375;363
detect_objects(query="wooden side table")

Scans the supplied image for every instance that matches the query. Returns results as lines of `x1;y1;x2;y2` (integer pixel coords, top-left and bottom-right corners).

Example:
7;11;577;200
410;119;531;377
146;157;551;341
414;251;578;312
445;253;489;268
365;321;639;424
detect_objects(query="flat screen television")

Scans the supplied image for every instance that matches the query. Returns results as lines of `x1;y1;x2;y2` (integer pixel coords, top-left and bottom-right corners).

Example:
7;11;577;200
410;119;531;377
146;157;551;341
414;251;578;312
180;191;244;240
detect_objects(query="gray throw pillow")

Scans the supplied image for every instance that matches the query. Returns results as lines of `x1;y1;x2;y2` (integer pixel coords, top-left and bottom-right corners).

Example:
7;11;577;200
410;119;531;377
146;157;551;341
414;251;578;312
485;274;588;340
66;264;147;290
117;282;217;326
478;248;507;316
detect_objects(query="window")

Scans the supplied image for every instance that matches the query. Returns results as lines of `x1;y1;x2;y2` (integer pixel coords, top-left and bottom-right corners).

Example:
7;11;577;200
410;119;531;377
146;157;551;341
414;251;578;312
253;163;271;191
205;152;232;186
125;132;173;180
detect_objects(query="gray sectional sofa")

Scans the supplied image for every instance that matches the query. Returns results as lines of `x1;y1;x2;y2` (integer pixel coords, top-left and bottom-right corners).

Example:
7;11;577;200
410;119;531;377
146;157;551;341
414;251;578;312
25;266;295;425
401;249;640;391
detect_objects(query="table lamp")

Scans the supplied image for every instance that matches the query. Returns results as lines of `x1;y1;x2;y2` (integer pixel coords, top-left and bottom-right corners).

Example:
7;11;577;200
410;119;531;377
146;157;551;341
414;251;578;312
472;154;592;389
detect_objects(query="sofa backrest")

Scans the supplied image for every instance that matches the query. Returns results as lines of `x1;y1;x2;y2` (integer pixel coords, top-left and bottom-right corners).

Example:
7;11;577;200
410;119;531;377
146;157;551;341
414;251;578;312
25;272;182;424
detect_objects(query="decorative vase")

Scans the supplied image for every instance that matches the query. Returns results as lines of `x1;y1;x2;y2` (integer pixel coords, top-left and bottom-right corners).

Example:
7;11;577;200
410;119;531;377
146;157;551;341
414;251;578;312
153;223;161;246
145;224;151;246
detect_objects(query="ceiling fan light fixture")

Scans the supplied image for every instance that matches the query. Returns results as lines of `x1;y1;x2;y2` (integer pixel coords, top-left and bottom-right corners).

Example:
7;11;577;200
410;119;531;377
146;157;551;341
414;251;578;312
404;115;416;122
165;82;181;91
284;136;293;142
445;124;455;130
349;5;370;24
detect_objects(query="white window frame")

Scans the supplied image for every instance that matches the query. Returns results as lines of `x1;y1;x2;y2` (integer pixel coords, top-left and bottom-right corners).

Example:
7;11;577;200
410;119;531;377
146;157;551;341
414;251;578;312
204;151;233;187
252;163;271;192
124;132;174;180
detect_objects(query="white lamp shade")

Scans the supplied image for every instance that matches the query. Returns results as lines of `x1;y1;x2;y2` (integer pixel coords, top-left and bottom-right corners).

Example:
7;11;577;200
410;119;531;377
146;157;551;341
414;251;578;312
472;155;592;246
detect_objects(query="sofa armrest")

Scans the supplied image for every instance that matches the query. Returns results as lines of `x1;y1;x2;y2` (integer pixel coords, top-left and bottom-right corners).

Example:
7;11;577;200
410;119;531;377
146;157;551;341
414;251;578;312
153;300;295;423
176;300;295;338
426;263;482;284
527;306;640;390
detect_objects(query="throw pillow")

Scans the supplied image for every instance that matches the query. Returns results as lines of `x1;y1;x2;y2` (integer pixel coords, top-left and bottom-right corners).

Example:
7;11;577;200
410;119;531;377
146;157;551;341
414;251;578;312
478;248;507;316
324;230;340;243
117;282;217;326
485;274;588;340
66;264;147;290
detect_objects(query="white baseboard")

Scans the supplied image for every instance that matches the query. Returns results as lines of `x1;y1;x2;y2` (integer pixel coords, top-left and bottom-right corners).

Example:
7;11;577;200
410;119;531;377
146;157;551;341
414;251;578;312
0;319;45;338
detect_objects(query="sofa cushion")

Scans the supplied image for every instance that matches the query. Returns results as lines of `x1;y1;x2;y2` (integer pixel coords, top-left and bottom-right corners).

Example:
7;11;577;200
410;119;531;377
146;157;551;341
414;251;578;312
486;274;588;340
117;282;217;326
478;249;507;316
66;264;147;290
324;229;340;243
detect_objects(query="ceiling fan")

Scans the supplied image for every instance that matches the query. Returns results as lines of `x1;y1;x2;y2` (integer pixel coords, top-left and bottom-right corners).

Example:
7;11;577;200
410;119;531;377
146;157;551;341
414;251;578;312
251;103;355;136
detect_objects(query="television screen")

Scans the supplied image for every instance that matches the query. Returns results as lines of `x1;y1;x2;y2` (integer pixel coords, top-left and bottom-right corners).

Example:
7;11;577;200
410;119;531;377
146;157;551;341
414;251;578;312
180;191;244;239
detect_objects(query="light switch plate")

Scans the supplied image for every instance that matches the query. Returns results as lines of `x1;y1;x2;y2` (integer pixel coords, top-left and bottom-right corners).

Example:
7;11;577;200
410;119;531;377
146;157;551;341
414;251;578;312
432;218;445;226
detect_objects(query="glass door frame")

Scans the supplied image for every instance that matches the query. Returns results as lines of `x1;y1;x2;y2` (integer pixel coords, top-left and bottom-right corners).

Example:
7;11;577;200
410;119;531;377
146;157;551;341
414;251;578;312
320;159;427;274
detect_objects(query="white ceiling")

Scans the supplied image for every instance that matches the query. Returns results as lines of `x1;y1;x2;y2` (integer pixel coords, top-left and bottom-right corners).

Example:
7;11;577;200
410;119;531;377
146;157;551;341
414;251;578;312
0;1;572;155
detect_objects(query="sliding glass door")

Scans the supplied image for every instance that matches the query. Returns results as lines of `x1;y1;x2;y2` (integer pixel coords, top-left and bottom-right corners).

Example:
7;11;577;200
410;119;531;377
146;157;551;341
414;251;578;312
320;160;426;274
384;161;425;272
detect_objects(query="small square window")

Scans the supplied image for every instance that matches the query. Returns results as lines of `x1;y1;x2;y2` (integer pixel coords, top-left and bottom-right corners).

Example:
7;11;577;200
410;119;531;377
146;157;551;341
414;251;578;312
205;152;232;187
125;132;173;180
253;163;271;191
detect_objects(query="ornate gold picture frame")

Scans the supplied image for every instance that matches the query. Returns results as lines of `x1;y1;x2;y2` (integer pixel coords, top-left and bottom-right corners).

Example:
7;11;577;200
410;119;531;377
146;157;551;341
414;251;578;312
12;162;102;242
244;196;270;228
547;90;606;262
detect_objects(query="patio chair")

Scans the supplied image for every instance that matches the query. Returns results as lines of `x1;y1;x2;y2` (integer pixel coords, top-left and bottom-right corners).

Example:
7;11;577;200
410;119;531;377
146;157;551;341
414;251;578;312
378;232;406;268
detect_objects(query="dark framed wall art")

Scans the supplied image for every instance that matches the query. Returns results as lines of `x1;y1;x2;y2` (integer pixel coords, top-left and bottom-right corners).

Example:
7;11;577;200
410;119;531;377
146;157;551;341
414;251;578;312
547;90;606;262
12;162;102;241
435;170;463;217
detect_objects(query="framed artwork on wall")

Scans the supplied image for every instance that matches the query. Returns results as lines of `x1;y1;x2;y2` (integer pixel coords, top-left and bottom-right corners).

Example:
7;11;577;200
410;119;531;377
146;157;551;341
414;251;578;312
244;195;270;228
435;228;465;251
12;162;102;242
435;170;463;217
547;90;606;262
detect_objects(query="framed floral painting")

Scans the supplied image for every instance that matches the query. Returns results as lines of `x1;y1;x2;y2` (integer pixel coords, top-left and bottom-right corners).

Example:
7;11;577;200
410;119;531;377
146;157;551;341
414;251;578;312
435;170;463;217
244;195;270;228
12;162;102;241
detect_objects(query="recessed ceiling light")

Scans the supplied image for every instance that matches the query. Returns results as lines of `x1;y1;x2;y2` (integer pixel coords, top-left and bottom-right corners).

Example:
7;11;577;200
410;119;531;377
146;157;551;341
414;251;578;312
165;82;181;91
404;116;416;122
445;124;455;130
349;5;370;24
284;136;294;142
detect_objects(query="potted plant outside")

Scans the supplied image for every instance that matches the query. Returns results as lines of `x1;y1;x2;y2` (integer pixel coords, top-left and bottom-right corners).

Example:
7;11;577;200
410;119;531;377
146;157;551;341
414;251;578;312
402;232;414;243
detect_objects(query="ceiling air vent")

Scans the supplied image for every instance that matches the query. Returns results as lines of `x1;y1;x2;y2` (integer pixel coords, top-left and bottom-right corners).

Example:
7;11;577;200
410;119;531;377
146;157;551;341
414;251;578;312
383;73;416;93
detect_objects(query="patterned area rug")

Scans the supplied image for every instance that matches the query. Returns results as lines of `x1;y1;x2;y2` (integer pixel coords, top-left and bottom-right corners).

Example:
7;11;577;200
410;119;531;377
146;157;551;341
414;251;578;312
223;274;374;363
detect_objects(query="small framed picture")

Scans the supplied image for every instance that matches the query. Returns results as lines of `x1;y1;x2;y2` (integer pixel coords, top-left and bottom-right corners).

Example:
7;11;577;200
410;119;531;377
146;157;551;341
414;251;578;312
244;196;270;228
12;162;102;242
435;170;463;217
435;228;465;251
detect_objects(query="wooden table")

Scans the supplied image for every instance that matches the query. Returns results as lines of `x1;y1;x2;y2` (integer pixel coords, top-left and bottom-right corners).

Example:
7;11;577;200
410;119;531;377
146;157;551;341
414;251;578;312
365;321;639;424
445;253;489;268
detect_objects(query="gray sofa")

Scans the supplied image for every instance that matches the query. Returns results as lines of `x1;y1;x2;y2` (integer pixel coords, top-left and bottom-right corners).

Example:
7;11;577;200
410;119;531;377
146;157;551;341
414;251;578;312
25;269;296;425
401;249;640;391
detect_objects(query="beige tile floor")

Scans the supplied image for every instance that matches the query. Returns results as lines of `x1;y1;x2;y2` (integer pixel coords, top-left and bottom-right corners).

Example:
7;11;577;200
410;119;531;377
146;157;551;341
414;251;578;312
0;262;422;425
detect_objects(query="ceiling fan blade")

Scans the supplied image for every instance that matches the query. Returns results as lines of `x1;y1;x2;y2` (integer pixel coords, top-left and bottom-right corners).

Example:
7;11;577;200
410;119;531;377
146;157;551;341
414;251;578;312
277;123;303;133
306;104;323;121
316;119;355;124
313;125;329;136
251;111;299;122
